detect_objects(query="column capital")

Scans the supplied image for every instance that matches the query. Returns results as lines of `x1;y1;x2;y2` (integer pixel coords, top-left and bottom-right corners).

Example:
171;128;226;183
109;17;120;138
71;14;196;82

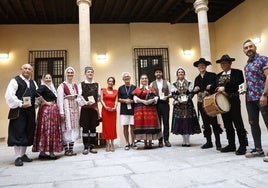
77;0;92;7
194;0;208;13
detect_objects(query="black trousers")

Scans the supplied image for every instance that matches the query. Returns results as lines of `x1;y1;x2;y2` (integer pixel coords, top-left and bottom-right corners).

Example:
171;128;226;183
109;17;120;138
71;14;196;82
198;102;222;139
156;101;170;142
221;98;248;147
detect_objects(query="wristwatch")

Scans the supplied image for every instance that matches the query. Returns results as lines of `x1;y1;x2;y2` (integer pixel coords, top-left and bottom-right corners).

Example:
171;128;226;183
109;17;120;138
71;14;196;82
262;93;268;97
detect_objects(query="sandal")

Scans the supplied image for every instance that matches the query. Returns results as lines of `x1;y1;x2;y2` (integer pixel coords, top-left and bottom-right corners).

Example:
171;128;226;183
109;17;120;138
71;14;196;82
65;150;72;156
70;150;77;156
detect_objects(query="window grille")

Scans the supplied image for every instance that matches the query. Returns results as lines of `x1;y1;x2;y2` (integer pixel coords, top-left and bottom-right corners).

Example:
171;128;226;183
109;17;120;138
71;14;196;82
133;48;170;85
28;50;67;87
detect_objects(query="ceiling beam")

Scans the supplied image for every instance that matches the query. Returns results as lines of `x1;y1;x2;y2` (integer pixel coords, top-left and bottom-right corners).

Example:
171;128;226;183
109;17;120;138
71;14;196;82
171;7;194;24
134;0;154;20
2;0;18;23
99;0;115;21
145;0;166;21
118;0;136;22
128;0;146;22
109;0;124;19
50;0;57;23
0;2;8;22
13;0;28;21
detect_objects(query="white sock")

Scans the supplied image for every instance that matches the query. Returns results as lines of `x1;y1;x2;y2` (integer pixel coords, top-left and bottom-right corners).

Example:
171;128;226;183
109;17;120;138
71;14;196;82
185;134;190;145
182;135;186;144
14;146;21;159
20;146;27;156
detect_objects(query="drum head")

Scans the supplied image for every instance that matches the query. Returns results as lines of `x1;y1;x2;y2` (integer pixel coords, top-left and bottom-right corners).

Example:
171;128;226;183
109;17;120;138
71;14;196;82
216;94;230;112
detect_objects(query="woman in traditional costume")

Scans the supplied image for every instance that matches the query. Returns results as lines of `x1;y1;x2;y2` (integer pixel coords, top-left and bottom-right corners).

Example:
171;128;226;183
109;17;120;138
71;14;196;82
57;67;80;156
132;74;162;149
33;73;63;159
171;68;201;146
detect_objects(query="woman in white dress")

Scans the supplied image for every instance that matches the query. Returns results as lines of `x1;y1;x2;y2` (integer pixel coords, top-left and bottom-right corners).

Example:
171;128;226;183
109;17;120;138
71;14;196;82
57;67;80;156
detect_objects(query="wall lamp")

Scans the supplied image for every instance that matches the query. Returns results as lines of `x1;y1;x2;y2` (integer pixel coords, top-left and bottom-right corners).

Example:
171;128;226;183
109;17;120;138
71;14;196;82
253;37;261;44
96;54;108;62
0;52;9;60
183;50;192;56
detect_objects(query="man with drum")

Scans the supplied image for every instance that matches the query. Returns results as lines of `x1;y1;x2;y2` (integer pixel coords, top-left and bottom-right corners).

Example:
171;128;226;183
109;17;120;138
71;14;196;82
193;58;223;150
211;54;248;155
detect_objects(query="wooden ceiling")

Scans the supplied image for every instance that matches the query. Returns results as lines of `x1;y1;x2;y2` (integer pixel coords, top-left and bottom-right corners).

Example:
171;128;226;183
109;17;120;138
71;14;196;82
0;0;245;24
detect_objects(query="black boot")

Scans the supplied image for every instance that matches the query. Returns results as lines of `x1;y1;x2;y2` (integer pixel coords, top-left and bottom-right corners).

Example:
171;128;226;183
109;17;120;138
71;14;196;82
89;136;97;154
221;144;236;152
236;145;246;155
214;133;222;151
201;142;213;149
236;129;247;155
201;137;213;149
82;134;89;155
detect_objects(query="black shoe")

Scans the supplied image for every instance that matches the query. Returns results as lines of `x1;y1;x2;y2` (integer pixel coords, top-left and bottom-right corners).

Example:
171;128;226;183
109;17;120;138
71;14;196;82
221;145;236;153
236;146;246;155
182;144;191;147
15;157;23;166
201;142;213;149
38;153;50;160
158;141;163;148
216;146;222;151
49;156;59;160
21;154;33;162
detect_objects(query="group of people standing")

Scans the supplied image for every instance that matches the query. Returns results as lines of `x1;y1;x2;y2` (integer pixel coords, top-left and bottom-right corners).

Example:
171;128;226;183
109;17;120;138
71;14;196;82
5;65;82;166
192;39;268;163
5;39;268;167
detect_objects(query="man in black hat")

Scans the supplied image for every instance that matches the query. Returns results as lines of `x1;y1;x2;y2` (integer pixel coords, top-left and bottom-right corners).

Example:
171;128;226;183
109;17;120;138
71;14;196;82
193;58;223;150
211;55;248;155
150;67;172;147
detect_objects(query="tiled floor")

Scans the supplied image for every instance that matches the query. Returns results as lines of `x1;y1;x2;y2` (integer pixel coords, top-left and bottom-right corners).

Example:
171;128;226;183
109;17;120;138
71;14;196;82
0;129;268;188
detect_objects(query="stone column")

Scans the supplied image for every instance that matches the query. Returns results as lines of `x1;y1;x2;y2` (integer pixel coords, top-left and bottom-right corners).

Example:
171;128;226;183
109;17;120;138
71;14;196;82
194;0;211;62
77;0;92;80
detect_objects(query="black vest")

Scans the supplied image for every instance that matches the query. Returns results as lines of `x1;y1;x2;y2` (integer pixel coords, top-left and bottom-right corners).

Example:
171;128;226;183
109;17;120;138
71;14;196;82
15;76;37;105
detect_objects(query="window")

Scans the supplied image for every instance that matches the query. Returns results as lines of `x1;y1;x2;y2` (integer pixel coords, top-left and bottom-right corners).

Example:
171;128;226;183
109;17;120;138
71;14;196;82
28;50;67;87
133;48;170;85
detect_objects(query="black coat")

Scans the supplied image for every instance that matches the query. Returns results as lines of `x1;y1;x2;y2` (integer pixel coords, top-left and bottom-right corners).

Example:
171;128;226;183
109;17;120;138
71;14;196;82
194;71;217;95
211;68;244;96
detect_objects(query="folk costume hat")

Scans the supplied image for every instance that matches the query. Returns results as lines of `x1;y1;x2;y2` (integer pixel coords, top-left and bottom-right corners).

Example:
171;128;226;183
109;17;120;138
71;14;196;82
216;54;235;63
84;66;94;72
193;58;211;67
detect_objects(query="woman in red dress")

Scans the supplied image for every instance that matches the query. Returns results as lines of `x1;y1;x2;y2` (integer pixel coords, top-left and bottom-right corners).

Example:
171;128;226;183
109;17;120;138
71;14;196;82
100;77;118;152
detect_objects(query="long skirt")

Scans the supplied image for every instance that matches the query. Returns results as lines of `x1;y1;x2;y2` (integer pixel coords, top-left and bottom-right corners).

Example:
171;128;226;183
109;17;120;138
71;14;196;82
134;104;162;140
32;104;63;153
61;98;80;143
171;101;201;135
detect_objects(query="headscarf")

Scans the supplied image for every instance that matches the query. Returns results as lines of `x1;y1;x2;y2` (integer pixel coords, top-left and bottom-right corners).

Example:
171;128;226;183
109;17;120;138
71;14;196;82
64;66;75;81
41;73;57;97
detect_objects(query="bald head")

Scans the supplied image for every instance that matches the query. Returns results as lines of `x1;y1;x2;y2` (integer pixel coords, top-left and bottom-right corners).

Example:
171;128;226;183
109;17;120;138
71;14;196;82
21;64;33;79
